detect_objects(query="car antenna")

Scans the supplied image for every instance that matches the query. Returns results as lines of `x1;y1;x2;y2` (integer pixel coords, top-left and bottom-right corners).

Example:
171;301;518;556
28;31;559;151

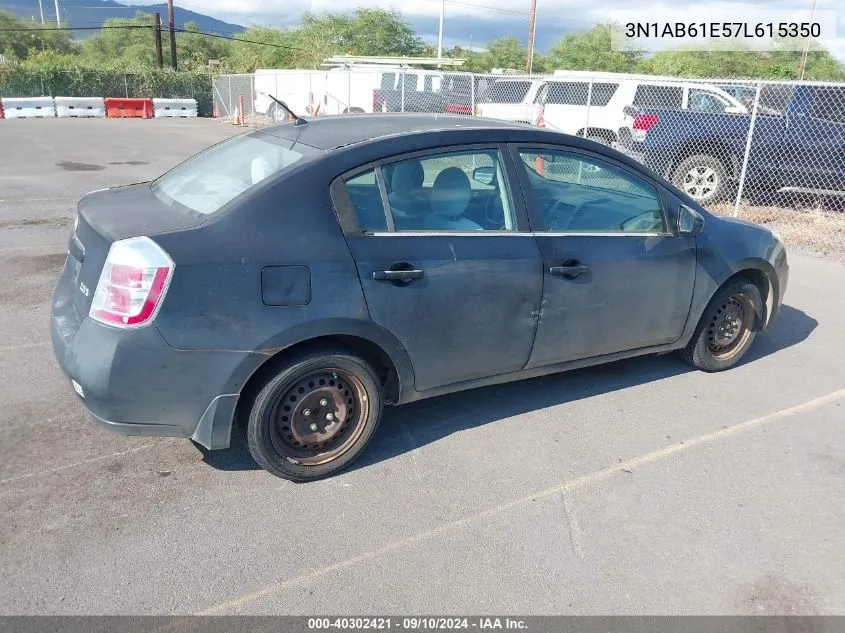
266;93;307;126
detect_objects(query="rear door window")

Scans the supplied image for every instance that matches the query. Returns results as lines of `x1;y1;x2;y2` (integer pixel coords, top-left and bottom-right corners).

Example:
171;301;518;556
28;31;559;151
811;88;845;124
590;83;619;107
345;169;388;232
633;85;683;109
546;82;589;106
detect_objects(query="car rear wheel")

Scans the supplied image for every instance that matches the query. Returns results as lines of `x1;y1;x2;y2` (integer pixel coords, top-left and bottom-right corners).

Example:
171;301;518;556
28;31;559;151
269;104;289;123
245;349;383;481
672;154;728;204
682;280;762;372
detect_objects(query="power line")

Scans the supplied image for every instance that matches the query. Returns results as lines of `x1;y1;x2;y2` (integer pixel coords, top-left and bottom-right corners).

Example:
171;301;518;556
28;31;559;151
173;27;302;50
0;25;157;31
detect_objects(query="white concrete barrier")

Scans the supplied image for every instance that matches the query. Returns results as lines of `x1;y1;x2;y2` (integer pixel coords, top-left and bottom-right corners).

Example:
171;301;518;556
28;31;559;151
55;96;105;118
1;97;55;118
153;98;198;118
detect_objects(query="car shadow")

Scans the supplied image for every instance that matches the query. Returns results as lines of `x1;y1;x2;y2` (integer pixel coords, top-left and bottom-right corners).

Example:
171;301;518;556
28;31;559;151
199;304;816;476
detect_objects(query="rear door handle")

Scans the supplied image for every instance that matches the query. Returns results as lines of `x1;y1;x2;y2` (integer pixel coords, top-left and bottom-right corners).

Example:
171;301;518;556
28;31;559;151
549;264;589;278
373;269;424;282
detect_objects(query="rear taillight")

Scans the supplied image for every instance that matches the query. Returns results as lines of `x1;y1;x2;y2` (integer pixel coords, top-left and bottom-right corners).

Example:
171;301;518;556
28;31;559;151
633;113;659;131
89;236;174;328
631;113;659;142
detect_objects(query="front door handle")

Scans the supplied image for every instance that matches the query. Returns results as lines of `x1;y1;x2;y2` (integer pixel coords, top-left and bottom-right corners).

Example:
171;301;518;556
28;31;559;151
373;268;424;282
549;264;589;279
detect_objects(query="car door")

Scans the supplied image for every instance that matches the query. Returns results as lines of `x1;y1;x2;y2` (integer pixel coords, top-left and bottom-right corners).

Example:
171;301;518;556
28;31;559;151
334;145;544;392
540;81;590;134
509;144;697;368
785;86;845;192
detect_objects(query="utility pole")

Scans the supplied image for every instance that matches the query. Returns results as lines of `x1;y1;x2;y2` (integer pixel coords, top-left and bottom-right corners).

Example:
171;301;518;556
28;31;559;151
53;0;60;25
526;0;537;73
153;12;163;68
167;0;177;70
797;0;818;80
437;0;444;59
37;0;44;25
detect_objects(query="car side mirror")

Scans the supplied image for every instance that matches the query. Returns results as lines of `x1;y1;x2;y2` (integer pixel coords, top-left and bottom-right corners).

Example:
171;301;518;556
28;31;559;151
678;204;705;235
472;166;495;186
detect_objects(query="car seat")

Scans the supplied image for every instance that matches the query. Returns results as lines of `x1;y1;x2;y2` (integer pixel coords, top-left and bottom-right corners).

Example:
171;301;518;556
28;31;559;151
387;160;428;229
425;167;482;231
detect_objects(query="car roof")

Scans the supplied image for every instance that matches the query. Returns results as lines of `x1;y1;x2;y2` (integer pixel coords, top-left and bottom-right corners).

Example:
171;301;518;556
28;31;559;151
260;113;528;151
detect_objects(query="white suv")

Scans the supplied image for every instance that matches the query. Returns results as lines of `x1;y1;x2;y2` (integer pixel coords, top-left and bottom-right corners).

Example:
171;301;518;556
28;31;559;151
474;78;545;124
533;77;747;144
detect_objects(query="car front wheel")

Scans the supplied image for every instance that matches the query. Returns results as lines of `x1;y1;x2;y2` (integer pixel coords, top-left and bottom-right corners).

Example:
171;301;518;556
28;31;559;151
682;280;762;372
245;349;383;481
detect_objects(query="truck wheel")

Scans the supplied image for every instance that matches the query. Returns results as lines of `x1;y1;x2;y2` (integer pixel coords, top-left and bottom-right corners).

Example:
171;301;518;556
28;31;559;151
672;154;728;204
269;104;289;123
681;279;762;372
245;348;384;481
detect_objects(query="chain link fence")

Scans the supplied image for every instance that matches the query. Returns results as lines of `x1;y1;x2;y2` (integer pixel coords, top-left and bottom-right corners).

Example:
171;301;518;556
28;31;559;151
0;68;214;115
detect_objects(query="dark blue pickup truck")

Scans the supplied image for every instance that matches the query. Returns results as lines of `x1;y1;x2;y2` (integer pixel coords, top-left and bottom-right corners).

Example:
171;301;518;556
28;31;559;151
616;84;845;204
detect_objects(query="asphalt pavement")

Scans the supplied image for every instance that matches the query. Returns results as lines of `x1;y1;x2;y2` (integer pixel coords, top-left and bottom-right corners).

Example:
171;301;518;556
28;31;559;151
0;118;843;615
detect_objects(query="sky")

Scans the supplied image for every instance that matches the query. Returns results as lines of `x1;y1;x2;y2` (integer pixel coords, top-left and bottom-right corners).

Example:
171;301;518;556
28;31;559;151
129;0;845;61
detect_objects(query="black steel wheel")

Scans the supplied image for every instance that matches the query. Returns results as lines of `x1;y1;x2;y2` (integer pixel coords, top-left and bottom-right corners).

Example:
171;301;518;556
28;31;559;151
246;349;383;481
682;279;763;372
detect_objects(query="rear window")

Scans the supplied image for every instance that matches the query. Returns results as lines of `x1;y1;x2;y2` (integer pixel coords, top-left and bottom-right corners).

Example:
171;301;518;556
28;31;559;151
633;85;683;109
151;132;313;215
758;85;794;115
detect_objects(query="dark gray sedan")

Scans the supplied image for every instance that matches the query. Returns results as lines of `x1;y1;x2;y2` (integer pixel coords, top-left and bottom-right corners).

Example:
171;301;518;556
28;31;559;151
51;114;789;481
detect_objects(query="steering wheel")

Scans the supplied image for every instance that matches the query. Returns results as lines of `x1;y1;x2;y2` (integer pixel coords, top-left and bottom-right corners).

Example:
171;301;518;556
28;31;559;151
563;197;610;230
544;199;577;229
483;192;504;227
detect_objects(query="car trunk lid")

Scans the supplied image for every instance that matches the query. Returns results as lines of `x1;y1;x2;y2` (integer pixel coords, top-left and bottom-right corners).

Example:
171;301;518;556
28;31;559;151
69;183;202;319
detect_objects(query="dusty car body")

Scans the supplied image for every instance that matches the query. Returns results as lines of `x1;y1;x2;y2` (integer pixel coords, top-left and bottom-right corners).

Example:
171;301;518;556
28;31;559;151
51;114;789;480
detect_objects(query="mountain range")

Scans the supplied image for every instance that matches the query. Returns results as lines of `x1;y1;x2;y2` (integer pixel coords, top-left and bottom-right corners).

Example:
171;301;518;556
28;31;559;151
1;0;244;36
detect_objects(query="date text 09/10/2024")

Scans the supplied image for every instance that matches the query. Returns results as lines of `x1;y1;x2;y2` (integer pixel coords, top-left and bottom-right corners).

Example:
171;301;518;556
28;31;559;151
624;22;821;39
307;618;528;630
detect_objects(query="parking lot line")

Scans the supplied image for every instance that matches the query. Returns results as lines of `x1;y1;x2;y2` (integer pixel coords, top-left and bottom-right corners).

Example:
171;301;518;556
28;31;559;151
197;386;845;615
0;441;153;485
0;342;50;353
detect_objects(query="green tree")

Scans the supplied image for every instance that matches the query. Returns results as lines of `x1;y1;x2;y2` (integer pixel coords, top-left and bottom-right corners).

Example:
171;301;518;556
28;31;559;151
0;11;75;60
80;13;160;68
221;26;298;72
479;36;527;72
247;9;427;69
548;23;642;72
176;22;231;70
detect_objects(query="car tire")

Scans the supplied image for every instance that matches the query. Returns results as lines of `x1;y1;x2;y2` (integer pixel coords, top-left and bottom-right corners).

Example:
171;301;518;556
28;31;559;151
672;154;729;204
269;104;289;123
682;280;763;372
245;348;384;481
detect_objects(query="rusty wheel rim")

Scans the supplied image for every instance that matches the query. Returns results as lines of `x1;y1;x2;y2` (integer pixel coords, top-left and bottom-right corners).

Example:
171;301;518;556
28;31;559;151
707;294;754;360
269;369;369;466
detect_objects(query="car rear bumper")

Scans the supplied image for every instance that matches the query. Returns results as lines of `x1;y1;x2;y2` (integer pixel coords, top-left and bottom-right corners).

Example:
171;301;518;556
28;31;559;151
50;258;264;449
